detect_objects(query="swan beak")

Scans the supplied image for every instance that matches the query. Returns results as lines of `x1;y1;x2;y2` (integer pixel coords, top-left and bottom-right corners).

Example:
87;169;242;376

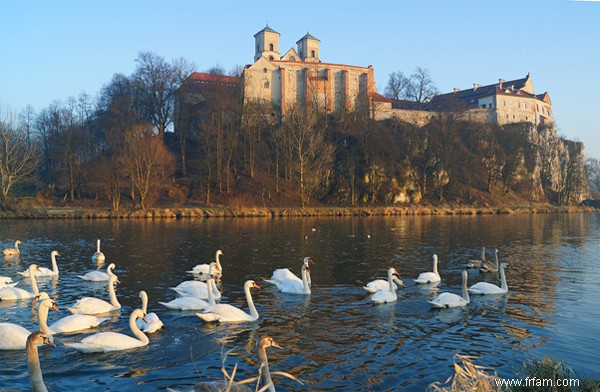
43;336;56;348
309;259;314;264
271;341;283;350
52;303;60;313
142;315;148;323
32;296;40;306
253;283;261;290
57;252;61;257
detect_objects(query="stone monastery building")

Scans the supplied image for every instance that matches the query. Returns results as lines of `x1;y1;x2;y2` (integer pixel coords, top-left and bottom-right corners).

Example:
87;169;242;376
184;25;554;129
242;25;380;116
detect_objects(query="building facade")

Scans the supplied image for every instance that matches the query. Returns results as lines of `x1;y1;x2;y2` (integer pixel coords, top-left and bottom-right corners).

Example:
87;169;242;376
243;25;380;116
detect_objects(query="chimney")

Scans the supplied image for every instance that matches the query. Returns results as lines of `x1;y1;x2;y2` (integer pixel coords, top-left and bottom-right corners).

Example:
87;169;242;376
499;79;505;88
473;83;481;91
453;88;461;93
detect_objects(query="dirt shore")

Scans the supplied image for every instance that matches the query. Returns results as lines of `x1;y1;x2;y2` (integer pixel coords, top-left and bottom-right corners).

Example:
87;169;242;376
0;204;596;219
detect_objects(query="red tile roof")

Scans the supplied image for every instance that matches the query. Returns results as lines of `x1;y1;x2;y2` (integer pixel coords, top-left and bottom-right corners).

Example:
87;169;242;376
187;72;240;85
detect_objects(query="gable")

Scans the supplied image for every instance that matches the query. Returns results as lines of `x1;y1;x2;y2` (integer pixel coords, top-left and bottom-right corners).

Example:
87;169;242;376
281;48;300;61
247;56;278;71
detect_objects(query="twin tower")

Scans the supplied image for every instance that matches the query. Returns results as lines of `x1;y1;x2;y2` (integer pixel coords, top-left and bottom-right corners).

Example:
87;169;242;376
253;25;320;63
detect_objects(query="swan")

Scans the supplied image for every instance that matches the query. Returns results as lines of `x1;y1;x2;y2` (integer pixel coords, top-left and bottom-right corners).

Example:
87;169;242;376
466;247;486;268
171;263;222;300
0;276;18;288
18;251;61;278
160;275;218;310
480;249;499;273
0;323;33;350
187;250;224;276
27;331;55;392
78;262;116;282
196;280;260;323
371;268;401;304
0;264;41;300
414;254;441;284
468;263;509;295
64;308;148;353
265;257;313;295
68;274;121;315
3;240;22;256
92;239;106;263
256;335;283;392
36;295;109;335
136;290;164;333
364;270;405;293
429;270;470;308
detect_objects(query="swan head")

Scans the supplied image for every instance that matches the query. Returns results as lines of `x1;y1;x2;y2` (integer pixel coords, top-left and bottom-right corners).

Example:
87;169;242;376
258;335;283;351
303;257;314;266
216;250;223;257
139;290;148;301
28;264;41;274
28;331;56;348
433;254;438;263
245;280;261;290
462;269;469;282
32;292;51;306
51;250;60;257
130;308;147;323
16;240;22;246
40;298;60;313
107;263;116;272
500;263;508;269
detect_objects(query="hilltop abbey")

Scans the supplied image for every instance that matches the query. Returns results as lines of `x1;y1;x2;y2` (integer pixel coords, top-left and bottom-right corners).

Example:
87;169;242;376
182;25;554;128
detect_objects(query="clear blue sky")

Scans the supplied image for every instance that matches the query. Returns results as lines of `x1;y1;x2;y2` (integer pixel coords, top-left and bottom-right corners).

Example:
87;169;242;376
1;0;599;158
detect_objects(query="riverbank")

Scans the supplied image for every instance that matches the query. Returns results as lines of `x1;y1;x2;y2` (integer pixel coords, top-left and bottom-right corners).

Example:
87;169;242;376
0;204;597;219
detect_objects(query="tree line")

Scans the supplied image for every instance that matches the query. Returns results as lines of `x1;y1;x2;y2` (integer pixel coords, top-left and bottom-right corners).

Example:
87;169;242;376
0;52;593;212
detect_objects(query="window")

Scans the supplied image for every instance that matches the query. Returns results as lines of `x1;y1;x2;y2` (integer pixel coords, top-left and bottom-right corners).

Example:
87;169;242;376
263;68;267;73
269;43;274;51
264;81;270;89
290;56;296;61
481;104;486;109
525;116;528;120
311;50;315;58
524;103;527;109
518;103;521;108
268;55;274;60
503;100;506;107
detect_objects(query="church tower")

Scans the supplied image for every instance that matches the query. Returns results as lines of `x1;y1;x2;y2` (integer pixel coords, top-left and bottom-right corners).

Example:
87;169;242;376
254;25;280;62
296;33;320;62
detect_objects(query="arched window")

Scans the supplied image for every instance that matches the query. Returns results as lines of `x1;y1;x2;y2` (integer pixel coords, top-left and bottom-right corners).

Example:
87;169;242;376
268;55;274;60
311;50;315;58
269;43;274;51
264;81;270;89
290;56;296;61
263;68;267;73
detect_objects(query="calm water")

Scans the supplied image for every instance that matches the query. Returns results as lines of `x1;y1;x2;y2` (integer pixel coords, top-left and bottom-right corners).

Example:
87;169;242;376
0;213;599;391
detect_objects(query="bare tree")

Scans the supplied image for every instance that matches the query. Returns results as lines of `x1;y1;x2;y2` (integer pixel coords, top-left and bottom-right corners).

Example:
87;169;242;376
383;71;411;100
120;124;176;211
407;67;438;108
19;105;36;143
0;106;41;209
133;51;195;140
585;157;600;193
283;107;335;207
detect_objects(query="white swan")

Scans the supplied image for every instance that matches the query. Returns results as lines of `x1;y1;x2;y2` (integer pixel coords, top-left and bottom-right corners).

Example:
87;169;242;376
364;270;405;293
0;276;18;288
187;249;224;276
64;308;148;353
36;295;109;335
78;262;116;282
265;257;313;295
371;268;400;304
18;251;61;278
92;239;106;263
0;264;41;300
468;263;509;295
429;270;470;308
480;249;499;273
3;240;22;256
136;290;163;333
196;280;260;323
68;274;121;315
27;331;55;392
414;254;441;284
0;323;32;350
466;247;486;269
160;275;218;310
171;263;222;300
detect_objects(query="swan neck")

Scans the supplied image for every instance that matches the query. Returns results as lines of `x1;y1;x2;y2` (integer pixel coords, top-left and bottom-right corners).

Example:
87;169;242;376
245;284;258;320
302;266;311;293
215;252;222;271
37;303;53;336
388;270;395;292
207;278;216;306
258;347;275;392
108;281;121;308
130;312;149;345
482;247;486;260
433;257;438;275
500;267;508;291
462;274;470;303
141;293;148;313
27;342;48;392
51;254;58;274
97;240;101;253
30;268;40;295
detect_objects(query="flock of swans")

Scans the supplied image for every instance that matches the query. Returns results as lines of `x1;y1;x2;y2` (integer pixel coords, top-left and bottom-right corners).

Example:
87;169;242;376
0;238;509;391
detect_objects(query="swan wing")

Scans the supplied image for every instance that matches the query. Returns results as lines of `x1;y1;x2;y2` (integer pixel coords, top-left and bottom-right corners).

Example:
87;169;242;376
136;312;163;333
49;315;109;334
429;292;467;308
468;282;505;295
364;279;397;293
371;290;397;304
159;296;209;310
0;286;35;300
414;272;441;284
0;323;31;350
68;297;119;315
276;279;310;294
270;268;299;283
187;264;210;275
65;331;146;353
78;271;109;281
196;304;254;323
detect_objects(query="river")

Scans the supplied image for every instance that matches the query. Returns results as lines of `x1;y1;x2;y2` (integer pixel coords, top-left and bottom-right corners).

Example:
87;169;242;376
1;213;598;390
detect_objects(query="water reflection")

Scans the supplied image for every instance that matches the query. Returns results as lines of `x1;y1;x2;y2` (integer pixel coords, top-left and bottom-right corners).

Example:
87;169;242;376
0;213;598;390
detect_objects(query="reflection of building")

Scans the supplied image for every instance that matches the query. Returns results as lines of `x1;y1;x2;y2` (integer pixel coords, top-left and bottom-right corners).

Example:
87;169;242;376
242;25;381;116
